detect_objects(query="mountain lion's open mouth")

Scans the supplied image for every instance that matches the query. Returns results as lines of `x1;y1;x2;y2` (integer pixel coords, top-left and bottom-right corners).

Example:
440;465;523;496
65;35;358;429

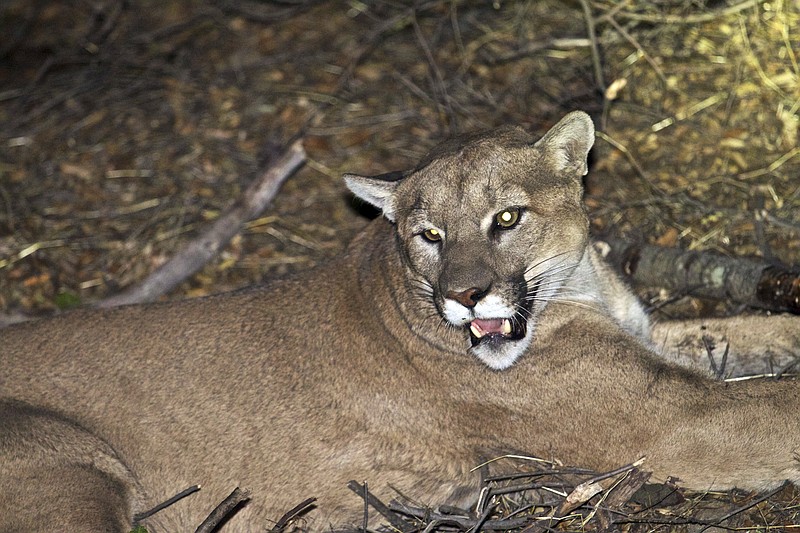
468;317;526;346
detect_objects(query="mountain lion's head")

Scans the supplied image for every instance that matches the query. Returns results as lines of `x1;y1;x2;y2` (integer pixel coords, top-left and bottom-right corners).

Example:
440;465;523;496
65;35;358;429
345;111;595;369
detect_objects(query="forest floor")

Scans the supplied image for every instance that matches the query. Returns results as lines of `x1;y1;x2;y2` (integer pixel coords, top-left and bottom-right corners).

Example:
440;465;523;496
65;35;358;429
1;0;799;530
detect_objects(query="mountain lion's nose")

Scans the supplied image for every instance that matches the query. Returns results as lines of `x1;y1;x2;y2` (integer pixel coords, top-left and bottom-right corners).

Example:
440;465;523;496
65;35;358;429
446;287;489;308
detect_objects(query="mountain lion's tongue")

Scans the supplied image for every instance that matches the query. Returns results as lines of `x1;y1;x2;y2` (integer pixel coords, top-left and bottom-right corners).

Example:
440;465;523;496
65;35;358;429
472;318;505;334
468;318;519;346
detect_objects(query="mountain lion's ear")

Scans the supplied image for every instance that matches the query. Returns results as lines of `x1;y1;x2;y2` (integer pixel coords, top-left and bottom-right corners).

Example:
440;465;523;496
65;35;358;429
533;111;595;178
343;170;407;222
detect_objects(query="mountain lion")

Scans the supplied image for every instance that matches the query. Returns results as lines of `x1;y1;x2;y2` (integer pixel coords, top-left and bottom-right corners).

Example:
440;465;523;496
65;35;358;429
2;111;799;532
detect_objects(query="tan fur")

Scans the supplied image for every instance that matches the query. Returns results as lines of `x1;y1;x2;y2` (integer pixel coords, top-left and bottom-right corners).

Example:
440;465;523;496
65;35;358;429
651;314;800;376
2;111;799;532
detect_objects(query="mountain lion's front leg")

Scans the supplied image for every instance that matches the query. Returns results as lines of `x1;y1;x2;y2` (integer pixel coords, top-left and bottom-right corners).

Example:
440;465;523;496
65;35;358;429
650;314;800;378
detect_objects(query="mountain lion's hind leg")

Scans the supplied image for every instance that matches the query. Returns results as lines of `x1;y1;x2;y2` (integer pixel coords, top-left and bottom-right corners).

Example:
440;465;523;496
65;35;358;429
0;400;136;533
650;314;800;378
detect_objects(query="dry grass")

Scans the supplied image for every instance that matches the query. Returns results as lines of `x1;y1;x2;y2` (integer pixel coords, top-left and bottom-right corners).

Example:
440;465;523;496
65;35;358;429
335;455;800;532
591;0;800;264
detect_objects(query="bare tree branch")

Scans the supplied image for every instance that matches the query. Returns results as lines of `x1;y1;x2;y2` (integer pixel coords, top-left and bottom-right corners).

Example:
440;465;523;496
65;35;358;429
98;140;306;308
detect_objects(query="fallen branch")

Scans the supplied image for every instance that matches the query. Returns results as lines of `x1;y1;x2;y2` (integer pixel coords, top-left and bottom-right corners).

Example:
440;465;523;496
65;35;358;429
598;236;800;314
98;139;306;308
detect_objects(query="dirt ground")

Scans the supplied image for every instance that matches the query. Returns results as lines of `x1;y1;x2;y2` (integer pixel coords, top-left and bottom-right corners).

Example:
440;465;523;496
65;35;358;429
2;0;797;316
1;0;799;529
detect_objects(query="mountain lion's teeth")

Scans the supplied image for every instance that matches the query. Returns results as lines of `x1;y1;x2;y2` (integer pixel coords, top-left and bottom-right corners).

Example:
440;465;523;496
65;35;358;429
470;324;483;338
502;319;512;335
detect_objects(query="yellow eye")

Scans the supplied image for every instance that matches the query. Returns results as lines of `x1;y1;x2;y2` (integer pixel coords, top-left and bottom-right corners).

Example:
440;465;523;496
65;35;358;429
495;208;520;229
422;228;442;242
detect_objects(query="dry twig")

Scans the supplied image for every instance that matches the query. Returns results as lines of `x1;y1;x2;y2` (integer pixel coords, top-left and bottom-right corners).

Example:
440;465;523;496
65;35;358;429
194;487;251;533
269;497;317;532
132;484;201;524
97;140;306;308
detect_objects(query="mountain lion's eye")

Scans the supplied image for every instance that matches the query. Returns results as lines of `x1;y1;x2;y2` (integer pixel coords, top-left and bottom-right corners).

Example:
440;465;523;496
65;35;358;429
495;208;520;229
422;228;442;242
